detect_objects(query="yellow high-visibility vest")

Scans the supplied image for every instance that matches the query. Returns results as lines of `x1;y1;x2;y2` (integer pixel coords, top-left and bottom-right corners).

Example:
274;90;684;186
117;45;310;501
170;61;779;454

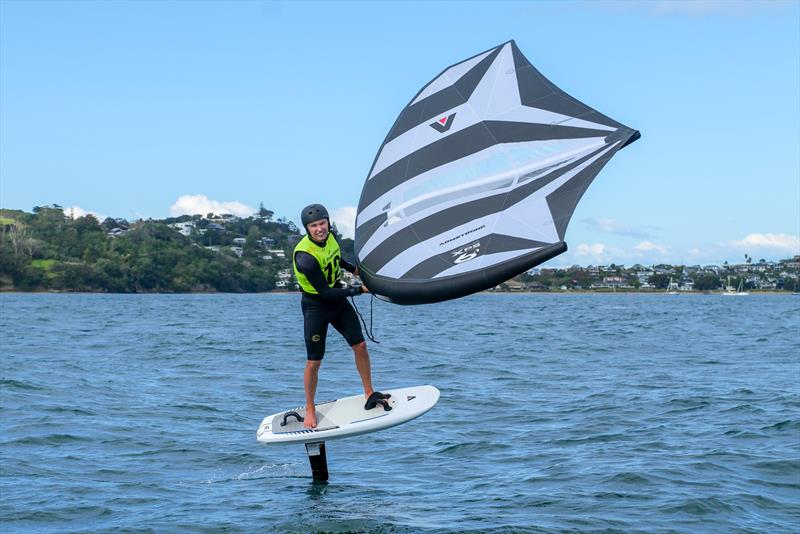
292;234;341;294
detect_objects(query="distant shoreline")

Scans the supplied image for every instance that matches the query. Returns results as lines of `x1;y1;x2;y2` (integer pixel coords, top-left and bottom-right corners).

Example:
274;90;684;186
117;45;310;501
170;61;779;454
1;289;795;296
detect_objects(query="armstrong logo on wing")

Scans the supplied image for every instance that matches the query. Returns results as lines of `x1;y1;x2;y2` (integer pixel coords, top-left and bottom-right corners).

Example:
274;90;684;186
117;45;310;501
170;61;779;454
430;112;456;133
451;241;481;264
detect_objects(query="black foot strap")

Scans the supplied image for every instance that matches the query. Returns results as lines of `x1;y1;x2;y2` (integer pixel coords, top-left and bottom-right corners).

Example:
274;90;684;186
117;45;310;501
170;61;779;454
365;392;392;411
281;411;304;426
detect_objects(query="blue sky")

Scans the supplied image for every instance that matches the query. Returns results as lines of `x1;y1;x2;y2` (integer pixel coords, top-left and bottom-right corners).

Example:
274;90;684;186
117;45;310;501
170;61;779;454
1;0;798;266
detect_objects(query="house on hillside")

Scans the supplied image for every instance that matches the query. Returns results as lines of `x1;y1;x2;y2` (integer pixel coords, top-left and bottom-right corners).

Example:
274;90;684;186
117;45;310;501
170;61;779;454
636;270;654;288
207;214;239;223
275;269;293;289
169;221;195;236
593;276;630;289
340;271;356;286
758;278;777;290
502;280;525;291
107;228;127;238
780;256;800;269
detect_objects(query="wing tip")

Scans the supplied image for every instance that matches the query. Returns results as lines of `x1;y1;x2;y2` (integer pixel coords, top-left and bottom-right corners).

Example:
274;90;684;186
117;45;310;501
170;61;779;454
605;128;641;149
622;130;641;149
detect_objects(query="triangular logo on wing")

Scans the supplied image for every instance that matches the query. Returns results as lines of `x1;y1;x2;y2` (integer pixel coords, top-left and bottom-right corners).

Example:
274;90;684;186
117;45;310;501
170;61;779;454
430;113;456;133
406;395;416;401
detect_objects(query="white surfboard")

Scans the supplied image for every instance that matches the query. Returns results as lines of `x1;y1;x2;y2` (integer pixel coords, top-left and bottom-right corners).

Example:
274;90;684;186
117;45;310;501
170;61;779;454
256;385;439;445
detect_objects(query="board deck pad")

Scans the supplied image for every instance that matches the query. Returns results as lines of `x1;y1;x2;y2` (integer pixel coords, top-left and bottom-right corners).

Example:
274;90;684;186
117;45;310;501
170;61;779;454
257;385;439;445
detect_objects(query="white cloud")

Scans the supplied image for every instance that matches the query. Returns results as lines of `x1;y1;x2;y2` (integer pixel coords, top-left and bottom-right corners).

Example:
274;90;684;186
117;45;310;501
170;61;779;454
64;205;107;221
651;1;752;15
651;0;794;16
727;233;800;253
582;217;652;239
169;195;255;218
633;240;668;254
552;233;798;268
574;243;607;256
592;0;794;16
331;206;357;239
571;243;612;264
675;235;799;265
559;240;671;266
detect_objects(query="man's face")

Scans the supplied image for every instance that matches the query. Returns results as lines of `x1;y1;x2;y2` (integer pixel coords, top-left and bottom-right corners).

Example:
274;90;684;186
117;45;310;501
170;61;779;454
307;218;329;242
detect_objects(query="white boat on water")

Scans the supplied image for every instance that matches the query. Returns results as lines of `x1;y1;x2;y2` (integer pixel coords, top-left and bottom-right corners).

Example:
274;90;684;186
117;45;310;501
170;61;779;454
723;277;749;296
665;277;679;295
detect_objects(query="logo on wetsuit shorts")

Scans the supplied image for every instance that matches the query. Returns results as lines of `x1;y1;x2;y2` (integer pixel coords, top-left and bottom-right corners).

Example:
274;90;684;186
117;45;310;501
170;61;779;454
311;334;321;342
452;241;481;264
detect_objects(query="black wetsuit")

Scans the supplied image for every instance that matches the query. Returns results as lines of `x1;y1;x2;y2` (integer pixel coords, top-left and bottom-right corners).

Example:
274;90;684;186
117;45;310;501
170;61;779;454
295;244;364;361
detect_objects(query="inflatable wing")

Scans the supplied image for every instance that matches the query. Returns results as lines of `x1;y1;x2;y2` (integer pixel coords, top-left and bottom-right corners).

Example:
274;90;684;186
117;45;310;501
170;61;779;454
355;40;639;305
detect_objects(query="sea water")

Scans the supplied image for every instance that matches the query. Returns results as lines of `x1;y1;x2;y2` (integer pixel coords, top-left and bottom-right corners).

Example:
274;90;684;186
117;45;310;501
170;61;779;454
1;293;798;533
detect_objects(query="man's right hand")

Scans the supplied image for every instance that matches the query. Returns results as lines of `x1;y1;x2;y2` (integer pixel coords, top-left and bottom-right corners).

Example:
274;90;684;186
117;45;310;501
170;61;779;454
361;284;369;293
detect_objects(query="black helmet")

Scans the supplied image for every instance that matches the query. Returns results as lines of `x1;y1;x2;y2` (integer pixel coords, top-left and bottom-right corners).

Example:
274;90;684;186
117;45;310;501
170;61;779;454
300;203;329;229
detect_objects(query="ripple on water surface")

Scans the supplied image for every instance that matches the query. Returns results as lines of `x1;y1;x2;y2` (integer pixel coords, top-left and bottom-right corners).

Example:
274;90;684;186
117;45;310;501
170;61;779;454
0;293;798;532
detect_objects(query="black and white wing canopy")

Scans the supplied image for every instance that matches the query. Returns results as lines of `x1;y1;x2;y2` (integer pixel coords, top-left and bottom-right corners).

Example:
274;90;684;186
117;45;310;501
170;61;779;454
355;40;639;305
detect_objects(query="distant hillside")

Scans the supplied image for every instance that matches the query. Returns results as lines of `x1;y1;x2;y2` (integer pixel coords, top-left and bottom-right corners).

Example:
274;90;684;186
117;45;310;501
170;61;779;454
1;205;796;293
0;205;355;293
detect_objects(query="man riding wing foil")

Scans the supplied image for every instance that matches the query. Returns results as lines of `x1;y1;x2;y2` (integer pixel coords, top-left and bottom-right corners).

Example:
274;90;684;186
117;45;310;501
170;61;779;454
292;203;391;428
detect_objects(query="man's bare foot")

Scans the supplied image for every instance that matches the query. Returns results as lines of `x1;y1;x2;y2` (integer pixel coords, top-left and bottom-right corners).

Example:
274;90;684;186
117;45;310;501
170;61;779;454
304;408;317;428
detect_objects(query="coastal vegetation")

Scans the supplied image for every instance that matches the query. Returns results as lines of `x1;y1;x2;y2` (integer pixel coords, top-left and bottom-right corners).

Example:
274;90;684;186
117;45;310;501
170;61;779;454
0;205;354;292
515;260;799;293
1;205;797;293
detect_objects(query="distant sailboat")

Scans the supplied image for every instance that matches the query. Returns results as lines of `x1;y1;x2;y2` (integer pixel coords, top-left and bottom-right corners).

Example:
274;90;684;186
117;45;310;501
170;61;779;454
734;278;750;296
723;276;749;296
665;277;679;295
722;276;736;295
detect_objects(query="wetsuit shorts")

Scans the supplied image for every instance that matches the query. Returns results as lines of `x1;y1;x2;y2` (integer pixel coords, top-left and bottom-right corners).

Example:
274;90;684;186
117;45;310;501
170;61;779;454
301;296;365;361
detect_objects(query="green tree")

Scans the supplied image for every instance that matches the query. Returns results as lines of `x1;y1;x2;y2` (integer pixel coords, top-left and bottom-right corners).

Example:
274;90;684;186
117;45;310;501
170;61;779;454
692;274;721;291
258;202;274;221
649;273;671;289
245;225;261;251
1;206;299;293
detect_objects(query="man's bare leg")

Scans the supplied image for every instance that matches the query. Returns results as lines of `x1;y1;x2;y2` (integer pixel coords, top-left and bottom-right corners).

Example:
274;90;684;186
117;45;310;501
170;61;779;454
352;341;375;400
304;360;321;428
